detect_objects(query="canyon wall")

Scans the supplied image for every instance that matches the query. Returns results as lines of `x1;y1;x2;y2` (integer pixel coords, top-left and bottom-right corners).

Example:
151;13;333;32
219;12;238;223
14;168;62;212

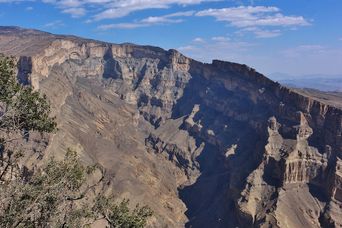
1;26;341;227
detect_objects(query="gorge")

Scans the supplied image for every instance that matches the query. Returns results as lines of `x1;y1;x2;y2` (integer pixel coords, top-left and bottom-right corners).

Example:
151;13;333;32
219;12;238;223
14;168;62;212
0;26;341;228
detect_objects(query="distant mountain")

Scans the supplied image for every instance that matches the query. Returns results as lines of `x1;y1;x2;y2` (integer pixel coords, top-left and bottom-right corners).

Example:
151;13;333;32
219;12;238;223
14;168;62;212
269;72;342;92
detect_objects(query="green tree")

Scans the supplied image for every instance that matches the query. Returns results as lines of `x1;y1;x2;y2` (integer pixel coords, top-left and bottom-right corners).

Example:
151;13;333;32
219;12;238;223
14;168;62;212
0;55;153;227
93;196;153;228
0;150;96;227
0;54;56;181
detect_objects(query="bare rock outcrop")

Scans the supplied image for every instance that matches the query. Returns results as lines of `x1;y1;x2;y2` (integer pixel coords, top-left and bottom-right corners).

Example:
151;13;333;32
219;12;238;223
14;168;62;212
0;26;341;228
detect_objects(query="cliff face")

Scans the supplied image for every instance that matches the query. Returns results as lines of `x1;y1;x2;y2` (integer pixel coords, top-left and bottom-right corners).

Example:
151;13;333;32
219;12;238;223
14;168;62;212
1;26;341;228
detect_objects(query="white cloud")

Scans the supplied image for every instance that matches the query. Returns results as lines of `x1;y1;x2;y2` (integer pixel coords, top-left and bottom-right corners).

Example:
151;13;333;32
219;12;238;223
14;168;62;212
98;10;194;30
25;6;34;10
179;39;342;75
98;23;143;30
237;27;281;38
36;0;218;20
196;6;310;37
193;37;205;42
44;20;65;29
94;0;218;20
57;0;83;8
178;35;255;63
40;0;86;17
0;0;31;2
196;6;310;27
211;36;230;42
62;7;86;17
163;10;195;17
140;17;182;24
253;29;281;38
0;1;310;39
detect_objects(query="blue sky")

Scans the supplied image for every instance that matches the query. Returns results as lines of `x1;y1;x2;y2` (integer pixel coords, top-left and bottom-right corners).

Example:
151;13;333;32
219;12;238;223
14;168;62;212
0;0;342;76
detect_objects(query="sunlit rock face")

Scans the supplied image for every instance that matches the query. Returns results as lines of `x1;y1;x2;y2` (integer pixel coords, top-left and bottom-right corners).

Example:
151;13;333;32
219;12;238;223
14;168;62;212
1;26;342;228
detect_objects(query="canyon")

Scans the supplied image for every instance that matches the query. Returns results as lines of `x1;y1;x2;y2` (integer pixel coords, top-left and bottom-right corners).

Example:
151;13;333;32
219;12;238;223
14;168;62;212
0;26;341;228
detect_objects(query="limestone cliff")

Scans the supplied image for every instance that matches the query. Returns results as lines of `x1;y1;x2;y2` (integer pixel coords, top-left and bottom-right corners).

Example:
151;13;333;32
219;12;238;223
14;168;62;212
0;26;341;228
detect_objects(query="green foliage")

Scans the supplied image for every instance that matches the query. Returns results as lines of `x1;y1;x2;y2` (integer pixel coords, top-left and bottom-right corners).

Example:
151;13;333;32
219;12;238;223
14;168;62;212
0;54;57;183
0;54;56;133
0;54;153;227
0;150;94;227
0;55;18;104
94;196;153;228
0;150;153;228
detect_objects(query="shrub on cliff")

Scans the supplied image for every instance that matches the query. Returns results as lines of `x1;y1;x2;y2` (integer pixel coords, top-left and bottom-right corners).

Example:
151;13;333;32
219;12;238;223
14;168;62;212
0;55;152;227
0;54;56;181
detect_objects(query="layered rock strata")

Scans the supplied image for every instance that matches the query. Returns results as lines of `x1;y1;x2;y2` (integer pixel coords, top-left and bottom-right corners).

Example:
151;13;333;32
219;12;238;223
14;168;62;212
0;26;341;227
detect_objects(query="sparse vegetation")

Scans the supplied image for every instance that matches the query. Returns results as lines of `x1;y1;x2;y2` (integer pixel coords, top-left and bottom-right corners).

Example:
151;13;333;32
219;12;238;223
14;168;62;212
0;55;153;227
0;54;56;182
93;196;153;228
